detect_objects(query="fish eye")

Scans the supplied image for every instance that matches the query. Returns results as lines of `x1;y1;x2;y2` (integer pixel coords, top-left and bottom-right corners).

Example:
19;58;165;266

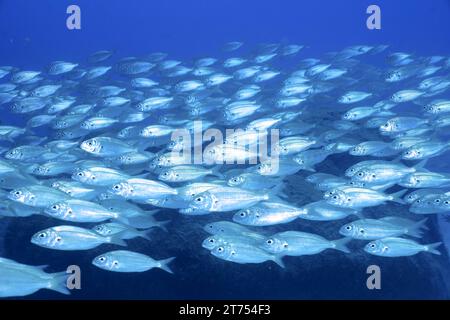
346;226;352;231
239;212;246;217
52;205;59;210
77;172;83;176
56;237;62;242
38;233;46;238
98;256;106;262
435;199;441;203
14;191;22;196
358;172;363;176
370;244;376;249
372;174;376;178
332;195;338;199
217;247;224;252
195;197;203;202
359;229;365;234
114;185;120;190
445;201;449;205
208;239;215;243
266;239;273;245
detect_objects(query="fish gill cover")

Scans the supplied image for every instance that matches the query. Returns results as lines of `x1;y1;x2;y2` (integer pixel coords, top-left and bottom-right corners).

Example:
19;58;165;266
0;0;449;299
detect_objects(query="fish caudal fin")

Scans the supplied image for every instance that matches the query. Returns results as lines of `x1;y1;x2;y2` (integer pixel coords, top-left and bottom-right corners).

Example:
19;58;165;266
353;210;365;218
390;189;408;204
331;237;352;253
157;257;176;274
265;183;286;202
414;159;428;171
425;242;442;255
210;165;224;179
136;230;152;241
120;214;158;229
48;272;70;295
324;143;343;154
406;218;429;238
156;220;171;232
107;233;127;247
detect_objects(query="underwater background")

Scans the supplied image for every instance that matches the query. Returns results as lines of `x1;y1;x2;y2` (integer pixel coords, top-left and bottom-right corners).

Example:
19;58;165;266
0;0;450;299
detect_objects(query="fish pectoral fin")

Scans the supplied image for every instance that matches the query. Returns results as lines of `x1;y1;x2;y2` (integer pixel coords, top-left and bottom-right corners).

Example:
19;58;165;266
271;255;285;268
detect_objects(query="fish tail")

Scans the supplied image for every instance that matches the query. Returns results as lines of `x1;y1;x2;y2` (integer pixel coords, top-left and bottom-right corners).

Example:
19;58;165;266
274;181;289;199
156;220;171;232
425;242;442;255
406;218;429;237
107;233;127;247
414;159;428;171
390;189;408;204
48;271;70;295
391;155;402;163
271;255;285;268
136;230;152;241
157;257;176;274
119;214;157;229
210;165;224;178
265;183;286;201
331;237;352;253
325;142;342;154
353;209;365;218
146;209;160;215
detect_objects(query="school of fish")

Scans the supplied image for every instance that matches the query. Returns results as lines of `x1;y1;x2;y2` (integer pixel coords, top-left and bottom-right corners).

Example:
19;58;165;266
0;41;449;297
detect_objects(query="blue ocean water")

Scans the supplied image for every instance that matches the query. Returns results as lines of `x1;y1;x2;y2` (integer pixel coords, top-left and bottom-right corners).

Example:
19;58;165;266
0;0;449;299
